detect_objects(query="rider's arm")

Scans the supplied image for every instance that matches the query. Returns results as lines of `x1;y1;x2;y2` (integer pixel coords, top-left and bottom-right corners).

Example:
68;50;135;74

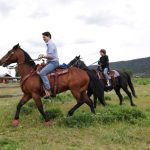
43;55;53;60
98;59;101;65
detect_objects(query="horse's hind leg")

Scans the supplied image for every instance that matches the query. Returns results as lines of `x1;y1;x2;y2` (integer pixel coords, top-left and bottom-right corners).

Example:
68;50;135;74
67;101;84;117
67;91;84;117
93;94;97;108
32;93;49;123
115;88;123;105
82;91;95;114
122;87;136;106
12;94;31;126
87;90;97;108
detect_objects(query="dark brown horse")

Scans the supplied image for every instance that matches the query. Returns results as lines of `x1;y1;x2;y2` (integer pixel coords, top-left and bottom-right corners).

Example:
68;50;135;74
0;44;95;126
68;56;137;108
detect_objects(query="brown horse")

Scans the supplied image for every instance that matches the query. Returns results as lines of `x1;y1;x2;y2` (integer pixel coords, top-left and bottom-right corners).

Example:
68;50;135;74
0;44;95;126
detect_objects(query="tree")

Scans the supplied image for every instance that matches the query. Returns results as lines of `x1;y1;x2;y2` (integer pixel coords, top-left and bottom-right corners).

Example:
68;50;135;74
15;67;20;77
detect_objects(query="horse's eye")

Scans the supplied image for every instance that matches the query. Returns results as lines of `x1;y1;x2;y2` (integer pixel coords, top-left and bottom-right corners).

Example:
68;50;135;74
8;51;14;55
11;52;15;54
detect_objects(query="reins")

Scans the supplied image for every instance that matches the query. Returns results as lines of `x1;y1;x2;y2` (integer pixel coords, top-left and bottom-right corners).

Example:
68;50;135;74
7;58;42;69
88;60;98;66
72;59;98;70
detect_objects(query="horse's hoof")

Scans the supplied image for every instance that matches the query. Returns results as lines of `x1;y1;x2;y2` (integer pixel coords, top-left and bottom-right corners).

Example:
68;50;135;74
131;104;137;107
44;121;52;127
12;120;19;127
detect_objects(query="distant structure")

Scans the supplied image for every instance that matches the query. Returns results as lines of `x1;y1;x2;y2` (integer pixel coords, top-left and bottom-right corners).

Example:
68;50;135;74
0;73;12;84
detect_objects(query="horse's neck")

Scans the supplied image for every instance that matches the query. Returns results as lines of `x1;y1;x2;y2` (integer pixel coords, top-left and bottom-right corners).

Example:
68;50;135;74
17;50;34;78
18;64;33;78
81;61;87;68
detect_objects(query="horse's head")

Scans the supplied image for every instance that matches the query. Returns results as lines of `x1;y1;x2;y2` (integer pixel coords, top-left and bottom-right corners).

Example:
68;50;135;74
0;43;21;67
68;55;87;69
68;55;81;67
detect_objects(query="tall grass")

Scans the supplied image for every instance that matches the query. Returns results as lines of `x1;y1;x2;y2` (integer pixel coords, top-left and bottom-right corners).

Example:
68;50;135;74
133;77;150;85
0;78;150;149
58;105;148;128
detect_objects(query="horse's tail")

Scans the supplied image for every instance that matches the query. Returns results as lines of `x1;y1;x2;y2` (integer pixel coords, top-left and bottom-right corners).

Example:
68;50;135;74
125;72;137;98
85;69;106;106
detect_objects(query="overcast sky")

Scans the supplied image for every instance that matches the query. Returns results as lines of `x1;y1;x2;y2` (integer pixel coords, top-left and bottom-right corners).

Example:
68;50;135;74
0;0;150;75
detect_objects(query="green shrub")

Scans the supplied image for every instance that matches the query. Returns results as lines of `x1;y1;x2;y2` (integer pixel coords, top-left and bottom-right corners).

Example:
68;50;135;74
105;96;111;101
27;101;36;108
21;106;33;115
58;105;147;128
133;78;150;85
58;113;95;128
51;92;73;103
96;105;146;124
40;108;63;120
123;96;129;100
0;138;20;150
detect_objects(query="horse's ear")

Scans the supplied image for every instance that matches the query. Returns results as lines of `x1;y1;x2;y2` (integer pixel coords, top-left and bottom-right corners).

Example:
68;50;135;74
76;55;80;59
13;43;20;49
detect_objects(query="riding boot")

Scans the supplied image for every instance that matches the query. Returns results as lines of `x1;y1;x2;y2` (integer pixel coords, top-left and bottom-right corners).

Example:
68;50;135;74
107;80;111;87
44;89;51;99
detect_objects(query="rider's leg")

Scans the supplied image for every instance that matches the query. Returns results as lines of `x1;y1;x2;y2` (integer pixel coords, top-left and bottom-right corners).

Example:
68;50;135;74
39;61;59;98
103;68;111;86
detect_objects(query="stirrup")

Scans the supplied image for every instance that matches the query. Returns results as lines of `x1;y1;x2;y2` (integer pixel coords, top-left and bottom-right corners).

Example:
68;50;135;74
44;89;51;99
106;80;112;87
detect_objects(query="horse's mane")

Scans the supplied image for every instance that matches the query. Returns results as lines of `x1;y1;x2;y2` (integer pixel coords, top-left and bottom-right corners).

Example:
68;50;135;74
12;44;36;67
22;50;36;67
80;59;87;66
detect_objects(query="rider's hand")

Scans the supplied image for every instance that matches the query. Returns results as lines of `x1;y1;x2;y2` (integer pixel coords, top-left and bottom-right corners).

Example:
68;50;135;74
38;54;45;59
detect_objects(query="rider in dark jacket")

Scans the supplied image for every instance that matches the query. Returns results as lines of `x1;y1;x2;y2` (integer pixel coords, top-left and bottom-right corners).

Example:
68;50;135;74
98;49;111;87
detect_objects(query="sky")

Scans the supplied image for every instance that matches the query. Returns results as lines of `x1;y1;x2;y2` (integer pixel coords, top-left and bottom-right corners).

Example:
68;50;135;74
0;0;150;76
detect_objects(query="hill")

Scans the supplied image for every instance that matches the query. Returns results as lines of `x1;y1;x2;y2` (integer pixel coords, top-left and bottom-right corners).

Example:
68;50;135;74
90;57;150;76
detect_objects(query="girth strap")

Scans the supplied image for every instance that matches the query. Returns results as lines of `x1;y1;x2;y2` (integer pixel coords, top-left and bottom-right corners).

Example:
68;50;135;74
53;72;58;97
20;69;36;87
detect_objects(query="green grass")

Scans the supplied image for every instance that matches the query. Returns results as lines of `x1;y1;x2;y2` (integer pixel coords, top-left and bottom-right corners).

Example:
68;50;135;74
0;78;150;150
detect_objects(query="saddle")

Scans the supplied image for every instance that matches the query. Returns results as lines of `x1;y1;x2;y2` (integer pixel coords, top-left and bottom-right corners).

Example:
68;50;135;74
97;69;120;87
36;64;69;97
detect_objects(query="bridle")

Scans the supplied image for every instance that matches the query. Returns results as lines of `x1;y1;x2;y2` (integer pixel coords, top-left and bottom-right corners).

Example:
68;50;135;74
70;58;99;70
2;50;40;69
1;51;15;67
70;57;81;68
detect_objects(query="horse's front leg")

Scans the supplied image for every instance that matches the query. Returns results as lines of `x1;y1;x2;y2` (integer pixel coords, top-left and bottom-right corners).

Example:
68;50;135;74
12;94;31;126
32;93;50;126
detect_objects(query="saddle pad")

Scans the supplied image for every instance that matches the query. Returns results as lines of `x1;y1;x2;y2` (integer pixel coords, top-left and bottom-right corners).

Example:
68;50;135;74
111;70;120;77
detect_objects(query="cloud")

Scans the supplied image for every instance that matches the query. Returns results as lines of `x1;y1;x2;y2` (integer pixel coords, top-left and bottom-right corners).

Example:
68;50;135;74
120;42;139;47
74;38;94;44
0;1;15;16
29;10;50;19
26;38;64;48
77;11;118;27
55;40;65;48
25;39;43;48
56;0;73;4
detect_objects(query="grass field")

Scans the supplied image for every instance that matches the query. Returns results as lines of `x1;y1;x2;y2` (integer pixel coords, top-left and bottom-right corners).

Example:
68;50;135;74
0;78;150;150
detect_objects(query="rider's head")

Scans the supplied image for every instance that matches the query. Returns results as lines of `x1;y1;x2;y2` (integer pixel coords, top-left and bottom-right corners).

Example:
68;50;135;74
42;31;51;43
100;49;106;56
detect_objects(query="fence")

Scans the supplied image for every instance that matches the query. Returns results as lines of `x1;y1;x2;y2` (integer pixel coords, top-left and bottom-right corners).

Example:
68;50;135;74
0;77;22;98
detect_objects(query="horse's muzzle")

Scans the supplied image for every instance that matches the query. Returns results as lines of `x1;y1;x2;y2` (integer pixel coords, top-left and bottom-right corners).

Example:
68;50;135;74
0;60;7;67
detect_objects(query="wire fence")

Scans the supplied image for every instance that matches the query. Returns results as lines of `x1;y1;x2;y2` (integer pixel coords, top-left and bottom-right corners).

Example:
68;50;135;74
0;77;22;98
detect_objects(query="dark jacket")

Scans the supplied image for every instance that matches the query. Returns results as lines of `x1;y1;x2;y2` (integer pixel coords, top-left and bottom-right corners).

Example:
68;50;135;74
98;55;109;70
